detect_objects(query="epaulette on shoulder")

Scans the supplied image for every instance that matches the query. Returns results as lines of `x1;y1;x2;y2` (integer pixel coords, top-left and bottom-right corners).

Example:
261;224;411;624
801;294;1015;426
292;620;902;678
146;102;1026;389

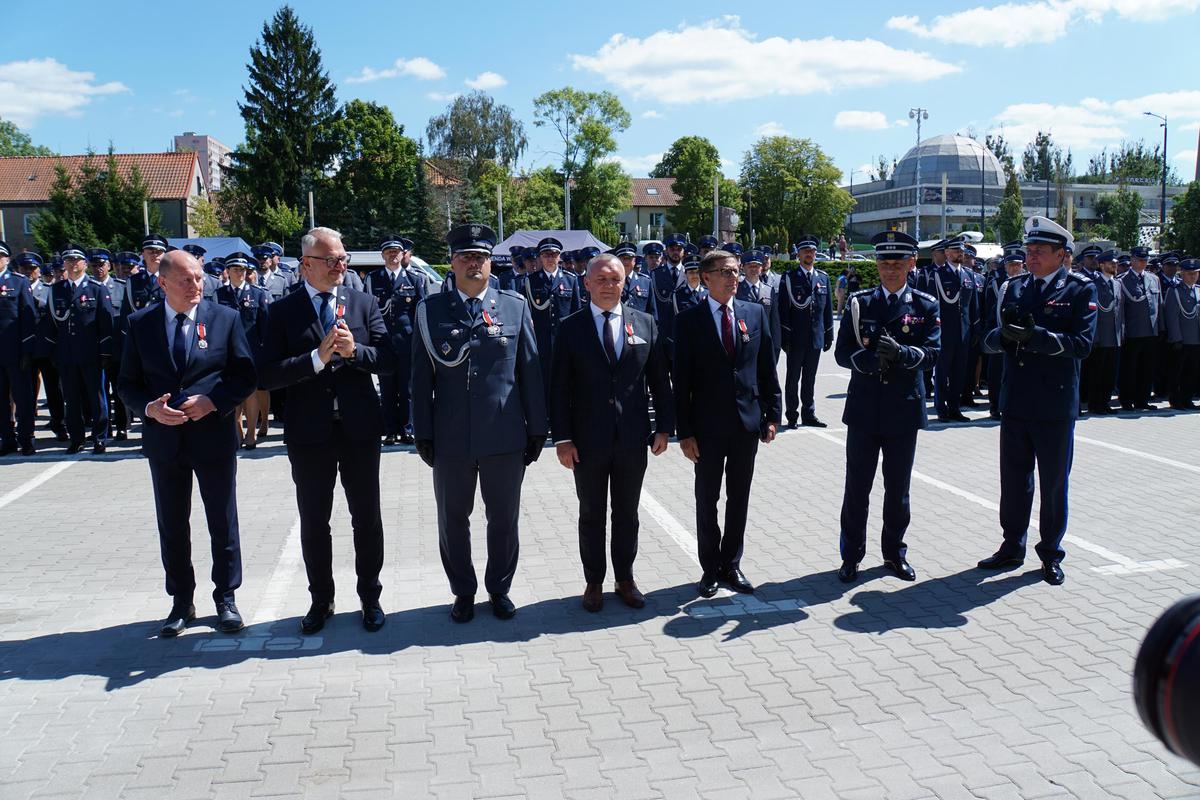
498;288;525;301
850;288;874;298
910;288;935;302
1068;271;1091;283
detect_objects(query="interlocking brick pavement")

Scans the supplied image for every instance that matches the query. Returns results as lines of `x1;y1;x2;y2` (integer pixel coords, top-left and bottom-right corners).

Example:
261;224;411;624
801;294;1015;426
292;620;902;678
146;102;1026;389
2;360;1199;799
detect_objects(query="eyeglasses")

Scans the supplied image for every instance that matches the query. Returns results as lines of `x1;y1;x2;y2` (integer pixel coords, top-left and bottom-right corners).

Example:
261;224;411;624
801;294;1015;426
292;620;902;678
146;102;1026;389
304;253;352;269
704;267;741;278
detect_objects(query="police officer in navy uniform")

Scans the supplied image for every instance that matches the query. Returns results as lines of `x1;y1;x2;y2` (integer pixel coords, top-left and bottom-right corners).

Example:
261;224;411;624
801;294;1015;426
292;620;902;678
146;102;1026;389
615;242;656;318
183;244;219;300
364;235;427;445
122;235;167;324
498;246;528;291
411;223;547;623
574;246;601;307
1164;258;1200;409
985;250;1028;419
978;216;1097;585
0;241;38;455
1117;246;1160;410
522;236;580;409
926;236;979;422
1155;252;1182;400
1080;250;1122;415
779;235;834;427
89;248;130;441
834;231;940;583
214;251;271;448
254;244;291;302
666;257;708;356
23;254;67;440
647;242;679;357
736;250;782;363
42;244;116;454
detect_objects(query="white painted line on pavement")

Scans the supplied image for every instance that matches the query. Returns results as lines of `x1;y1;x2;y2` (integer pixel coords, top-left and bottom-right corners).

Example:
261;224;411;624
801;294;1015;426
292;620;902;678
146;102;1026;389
0;460;76;511
641;488;701;567
803;429;1185;575
818;373;851;380
250;515;303;625
1074;435;1200;475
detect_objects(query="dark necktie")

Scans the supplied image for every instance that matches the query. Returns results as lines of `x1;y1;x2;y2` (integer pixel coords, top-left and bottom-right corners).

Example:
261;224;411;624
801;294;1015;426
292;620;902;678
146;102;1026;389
467;297;482;322
886;292;899;316
602;311;618;365
172;312;188;373
317;292;334;332
721;305;734;358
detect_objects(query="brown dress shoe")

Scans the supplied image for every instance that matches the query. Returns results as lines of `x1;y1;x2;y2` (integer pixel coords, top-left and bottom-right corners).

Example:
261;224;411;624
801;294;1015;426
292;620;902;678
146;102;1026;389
582;583;603;612
615;580;645;609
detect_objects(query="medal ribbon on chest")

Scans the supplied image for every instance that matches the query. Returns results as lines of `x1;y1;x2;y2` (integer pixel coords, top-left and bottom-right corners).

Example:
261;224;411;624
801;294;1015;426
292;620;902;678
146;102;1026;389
625;321;635;345
738;318;749;343
197;322;208;349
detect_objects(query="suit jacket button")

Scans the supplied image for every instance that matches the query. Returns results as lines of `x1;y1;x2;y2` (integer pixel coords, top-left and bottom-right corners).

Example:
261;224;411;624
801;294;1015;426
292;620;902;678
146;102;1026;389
608;398;614;404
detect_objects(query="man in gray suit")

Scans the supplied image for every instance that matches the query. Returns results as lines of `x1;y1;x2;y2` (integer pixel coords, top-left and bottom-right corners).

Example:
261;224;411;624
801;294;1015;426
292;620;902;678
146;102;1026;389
411;223;547;624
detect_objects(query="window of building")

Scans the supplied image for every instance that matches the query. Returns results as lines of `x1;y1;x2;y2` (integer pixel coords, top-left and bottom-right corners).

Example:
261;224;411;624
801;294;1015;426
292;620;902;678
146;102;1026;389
617;222;628;235
649;212;664;226
645;187;659;196
23;213;38;235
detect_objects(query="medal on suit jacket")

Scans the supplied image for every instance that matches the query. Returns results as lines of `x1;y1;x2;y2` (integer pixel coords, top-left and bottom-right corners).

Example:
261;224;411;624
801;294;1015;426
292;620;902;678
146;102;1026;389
625;321;635;345
738;318;749;343
197;322;208;349
483;310;499;335
336;303;346;320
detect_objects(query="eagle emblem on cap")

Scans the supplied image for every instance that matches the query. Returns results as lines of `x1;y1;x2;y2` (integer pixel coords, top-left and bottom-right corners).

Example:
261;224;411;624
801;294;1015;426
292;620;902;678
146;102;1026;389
1032;218;1039;227
887;232;895;241
470;225;482;238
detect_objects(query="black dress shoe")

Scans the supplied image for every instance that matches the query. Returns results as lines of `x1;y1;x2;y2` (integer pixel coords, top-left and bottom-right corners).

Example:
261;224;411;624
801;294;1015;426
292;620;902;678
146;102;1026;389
949;412;970;422
489;593;517;619
837;561;859;583
696;572;719;598
216;602;245;633
884;559;917;581
241;440;256;450
19;443;35;456
1136;403;1159;411
115;430;128;441
800;417;827;428
382;434;397;446
936;412;952;422
399;431;415;445
977;551;1025;569
52;426;69;442
362;603;385;631
301;601;334;634
450;595;475;623
159;603;196;637
93;442;106;454
785;419;798;430
1041;561;1065;585
988;410;1002;420
65;442;84;454
722;567;754;594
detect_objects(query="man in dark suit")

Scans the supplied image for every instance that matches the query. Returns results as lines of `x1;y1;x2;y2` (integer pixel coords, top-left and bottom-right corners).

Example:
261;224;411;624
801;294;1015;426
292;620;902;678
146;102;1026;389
833;231;941;583
0;241;38;455
118;250;257;637
260;227;397;634
673;249;782;597
411;223;547;623
550;252;674;612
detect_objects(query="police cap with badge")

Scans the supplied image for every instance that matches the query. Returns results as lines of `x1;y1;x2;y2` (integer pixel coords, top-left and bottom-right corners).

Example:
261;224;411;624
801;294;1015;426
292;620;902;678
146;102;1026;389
643;241;664;256
380;234;412;252
141;234;168;252
793;235;819;251
613;241;637;257
663;233;687;248
87;248;111;264
721;242;744;256
871;230;918;259
1024;215;1072;249
698;235;719;249
114;251;140;267
447;223;496;254
182;243;207;259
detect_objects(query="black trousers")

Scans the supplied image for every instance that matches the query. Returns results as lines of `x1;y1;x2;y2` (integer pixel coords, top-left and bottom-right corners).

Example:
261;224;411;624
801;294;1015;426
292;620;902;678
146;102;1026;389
784;346;821;422
998;416;1074;564
839;427;918;564
433;449;525;597
934;339;968;415
1155;332;1173;398
573;444;647;584
1085;347;1119;411
287;424;384;605
59;362;108;445
148;452;242;605
694;431;759;574
987;353;1004;414
1119;336;1157;408
105;360;128;431
377;338;412;435
0;362;35;445
33;357;63;426
1170;344;1200;405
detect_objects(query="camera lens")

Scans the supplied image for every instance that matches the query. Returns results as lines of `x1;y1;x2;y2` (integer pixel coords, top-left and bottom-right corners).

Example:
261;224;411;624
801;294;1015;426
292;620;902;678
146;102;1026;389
1134;594;1200;766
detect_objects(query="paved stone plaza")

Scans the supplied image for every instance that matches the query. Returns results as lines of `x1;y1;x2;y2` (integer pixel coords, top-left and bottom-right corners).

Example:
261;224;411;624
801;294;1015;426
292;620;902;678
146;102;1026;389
1;364;1199;799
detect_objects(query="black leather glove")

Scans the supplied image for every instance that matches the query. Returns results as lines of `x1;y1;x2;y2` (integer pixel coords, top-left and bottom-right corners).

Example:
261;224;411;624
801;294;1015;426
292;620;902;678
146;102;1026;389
1001;323;1035;344
875;335;901;366
415;439;434;468
19;355;32;372
523;435;546;466
1172;342;1184;351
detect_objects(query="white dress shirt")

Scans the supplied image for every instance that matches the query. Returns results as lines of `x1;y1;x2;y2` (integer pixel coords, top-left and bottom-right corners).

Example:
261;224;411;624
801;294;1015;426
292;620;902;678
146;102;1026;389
707;295;737;342
591;302;623;361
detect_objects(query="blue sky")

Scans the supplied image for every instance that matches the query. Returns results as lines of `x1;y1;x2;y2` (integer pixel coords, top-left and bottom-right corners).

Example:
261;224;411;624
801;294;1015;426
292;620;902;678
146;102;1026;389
5;0;1199;183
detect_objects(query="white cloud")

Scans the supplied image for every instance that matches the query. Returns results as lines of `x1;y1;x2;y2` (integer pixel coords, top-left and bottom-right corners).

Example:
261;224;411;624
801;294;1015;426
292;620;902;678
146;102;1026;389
992;90;1200;151
834;110;890;130
1180;121;1200;132
605;152;664;176
1175;149;1197;180
426;91;461;103
754;121;788;137
641;110;663;119
888;0;1199;47
346;56;446;84
0;58;128;127
571;16;958;105
464;71;507;90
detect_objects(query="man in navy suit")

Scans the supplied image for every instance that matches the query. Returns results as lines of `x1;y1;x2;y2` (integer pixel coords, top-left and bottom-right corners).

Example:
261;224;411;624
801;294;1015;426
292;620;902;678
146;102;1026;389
979;216;1097;585
412;223;547;623
834;231;941;584
550;253;674;612
0;241;38;455
260;227;397;635
118;250;257;637
673;250;782;597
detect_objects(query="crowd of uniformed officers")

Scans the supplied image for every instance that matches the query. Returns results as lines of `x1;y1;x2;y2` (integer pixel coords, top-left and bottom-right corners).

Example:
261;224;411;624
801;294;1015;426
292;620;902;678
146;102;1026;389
2;212;1189;637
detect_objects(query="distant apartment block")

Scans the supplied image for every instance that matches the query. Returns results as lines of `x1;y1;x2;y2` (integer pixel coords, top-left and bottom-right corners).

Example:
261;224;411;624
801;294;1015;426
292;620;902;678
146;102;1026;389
173;132;232;191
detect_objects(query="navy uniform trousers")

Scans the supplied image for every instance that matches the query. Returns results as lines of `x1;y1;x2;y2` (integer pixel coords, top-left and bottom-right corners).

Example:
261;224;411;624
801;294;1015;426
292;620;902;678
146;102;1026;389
998;417;1074;563
840;428;918;563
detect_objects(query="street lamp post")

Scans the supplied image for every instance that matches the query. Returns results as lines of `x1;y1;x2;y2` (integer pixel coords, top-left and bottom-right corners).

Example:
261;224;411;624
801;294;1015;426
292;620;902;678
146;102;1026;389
1144;111;1168;238
909;108;928;241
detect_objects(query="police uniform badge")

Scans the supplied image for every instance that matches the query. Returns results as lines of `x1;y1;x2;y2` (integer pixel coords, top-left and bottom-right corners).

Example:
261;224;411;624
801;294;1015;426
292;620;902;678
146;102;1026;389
440;341;452;356
1056;278;1065;289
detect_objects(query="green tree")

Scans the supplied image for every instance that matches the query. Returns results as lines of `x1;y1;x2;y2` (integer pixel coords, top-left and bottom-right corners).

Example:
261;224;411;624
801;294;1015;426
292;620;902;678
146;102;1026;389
226;5;340;243
533;87;632;230
0;118;54;157
738;136;853;242
1094;186;1143;249
650;136;742;240
1082;140;1178;185
985;133;1016;182
991;170;1025;243
188;196;226;237
260;198;305;246
1164;181;1200;252
425;92;527;184
870;154;898;182
507;168;565;232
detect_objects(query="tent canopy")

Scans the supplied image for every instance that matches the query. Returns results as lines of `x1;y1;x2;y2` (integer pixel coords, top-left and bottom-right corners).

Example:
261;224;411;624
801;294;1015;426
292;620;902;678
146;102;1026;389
492;230;610;264
167;236;255;260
